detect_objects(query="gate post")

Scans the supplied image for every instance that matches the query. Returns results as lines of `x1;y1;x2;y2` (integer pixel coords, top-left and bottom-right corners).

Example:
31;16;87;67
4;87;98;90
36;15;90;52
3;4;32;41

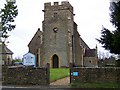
70;63;73;84
46;63;50;84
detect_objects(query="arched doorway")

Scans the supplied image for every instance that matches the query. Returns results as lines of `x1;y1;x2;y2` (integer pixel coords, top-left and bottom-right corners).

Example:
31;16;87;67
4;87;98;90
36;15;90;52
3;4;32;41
52;54;59;68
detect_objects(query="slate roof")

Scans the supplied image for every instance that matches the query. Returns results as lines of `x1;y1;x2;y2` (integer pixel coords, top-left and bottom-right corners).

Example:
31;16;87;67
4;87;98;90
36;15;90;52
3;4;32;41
4;46;13;54
80;37;90;49
84;49;96;57
28;28;42;47
0;43;13;54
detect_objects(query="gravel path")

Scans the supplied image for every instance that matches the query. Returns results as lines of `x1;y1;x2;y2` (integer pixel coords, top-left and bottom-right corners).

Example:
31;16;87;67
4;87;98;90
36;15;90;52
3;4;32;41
50;77;70;86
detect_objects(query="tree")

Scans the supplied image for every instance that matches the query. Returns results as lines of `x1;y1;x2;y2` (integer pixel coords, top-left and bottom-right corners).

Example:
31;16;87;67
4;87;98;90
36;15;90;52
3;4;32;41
0;1;18;39
97;1;120;54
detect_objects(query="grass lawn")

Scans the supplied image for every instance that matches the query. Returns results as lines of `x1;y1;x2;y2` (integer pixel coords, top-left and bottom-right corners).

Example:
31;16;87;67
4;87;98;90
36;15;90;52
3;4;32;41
50;68;70;82
71;82;120;88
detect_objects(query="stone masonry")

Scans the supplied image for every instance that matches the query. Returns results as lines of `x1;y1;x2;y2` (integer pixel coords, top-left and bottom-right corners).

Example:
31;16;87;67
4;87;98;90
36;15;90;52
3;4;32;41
28;1;98;68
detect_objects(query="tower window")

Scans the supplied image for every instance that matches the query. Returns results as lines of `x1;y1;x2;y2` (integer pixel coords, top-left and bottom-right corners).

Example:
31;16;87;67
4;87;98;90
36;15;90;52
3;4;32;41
53;27;58;33
38;35;40;38
54;13;57;18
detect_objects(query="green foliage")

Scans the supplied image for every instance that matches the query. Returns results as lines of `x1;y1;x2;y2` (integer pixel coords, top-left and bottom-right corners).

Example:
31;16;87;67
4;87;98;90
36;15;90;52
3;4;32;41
97;27;113;50
97;1;120;54
12;58;22;63
116;59;120;67
0;2;18;38
110;1;120;30
71;82;120;88
50;68;69;82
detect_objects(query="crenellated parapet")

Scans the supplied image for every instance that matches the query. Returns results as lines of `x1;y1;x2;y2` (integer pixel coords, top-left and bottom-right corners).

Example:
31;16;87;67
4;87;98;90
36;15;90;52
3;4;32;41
44;1;73;13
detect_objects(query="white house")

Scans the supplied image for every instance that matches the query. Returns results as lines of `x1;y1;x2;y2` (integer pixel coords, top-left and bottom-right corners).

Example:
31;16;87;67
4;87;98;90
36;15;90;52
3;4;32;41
23;52;36;67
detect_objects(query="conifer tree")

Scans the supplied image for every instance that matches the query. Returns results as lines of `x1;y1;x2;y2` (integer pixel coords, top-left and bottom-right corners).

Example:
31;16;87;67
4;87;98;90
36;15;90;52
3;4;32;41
97;1;120;54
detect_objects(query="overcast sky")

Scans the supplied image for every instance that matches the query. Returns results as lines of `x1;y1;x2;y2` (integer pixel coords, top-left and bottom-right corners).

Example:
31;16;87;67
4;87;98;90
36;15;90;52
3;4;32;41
0;0;115;59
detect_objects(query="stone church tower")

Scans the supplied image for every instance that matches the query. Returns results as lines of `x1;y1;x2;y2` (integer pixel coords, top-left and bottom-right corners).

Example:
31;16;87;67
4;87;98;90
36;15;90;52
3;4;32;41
41;1;75;68
28;1;98;68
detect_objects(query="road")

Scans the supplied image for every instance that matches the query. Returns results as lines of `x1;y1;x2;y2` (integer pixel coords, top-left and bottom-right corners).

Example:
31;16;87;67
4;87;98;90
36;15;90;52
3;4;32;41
2;87;71;90
1;85;88;90
2;86;83;90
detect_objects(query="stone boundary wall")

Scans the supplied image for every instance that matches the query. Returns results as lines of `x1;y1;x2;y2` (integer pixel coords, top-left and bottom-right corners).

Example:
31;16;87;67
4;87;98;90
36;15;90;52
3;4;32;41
2;64;50;85
70;65;120;83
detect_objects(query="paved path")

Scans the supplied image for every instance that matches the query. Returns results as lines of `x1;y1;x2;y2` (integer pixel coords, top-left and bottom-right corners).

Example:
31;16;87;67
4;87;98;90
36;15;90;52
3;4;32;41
50;77;70;86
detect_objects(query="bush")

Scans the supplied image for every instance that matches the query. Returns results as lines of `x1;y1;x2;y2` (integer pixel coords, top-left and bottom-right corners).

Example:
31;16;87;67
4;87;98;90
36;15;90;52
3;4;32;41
116;59;120;67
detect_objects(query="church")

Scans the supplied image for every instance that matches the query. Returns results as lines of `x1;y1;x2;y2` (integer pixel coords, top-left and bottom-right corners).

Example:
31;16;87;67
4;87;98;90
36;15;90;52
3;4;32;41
28;1;98;68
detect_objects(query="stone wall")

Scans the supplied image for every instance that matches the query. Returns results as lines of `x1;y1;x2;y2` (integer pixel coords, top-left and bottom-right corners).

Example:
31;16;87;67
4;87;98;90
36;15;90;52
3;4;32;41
70;66;120;83
73;22;83;67
2;64;50;85
83;57;98;67
28;29;42;67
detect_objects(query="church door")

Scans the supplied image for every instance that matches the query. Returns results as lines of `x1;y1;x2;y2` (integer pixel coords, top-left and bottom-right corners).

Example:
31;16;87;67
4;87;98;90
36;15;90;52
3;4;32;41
52;54;59;68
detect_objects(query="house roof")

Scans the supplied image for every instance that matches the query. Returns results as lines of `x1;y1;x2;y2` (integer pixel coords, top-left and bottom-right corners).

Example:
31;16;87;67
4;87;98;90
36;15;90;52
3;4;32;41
80;37;90;49
28;28;42;47
5;47;13;54
23;52;35;57
84;49;96;57
0;43;13;54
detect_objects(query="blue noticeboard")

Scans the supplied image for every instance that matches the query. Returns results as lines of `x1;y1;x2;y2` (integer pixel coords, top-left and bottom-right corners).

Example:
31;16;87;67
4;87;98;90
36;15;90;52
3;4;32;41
23;52;36;67
73;72;79;76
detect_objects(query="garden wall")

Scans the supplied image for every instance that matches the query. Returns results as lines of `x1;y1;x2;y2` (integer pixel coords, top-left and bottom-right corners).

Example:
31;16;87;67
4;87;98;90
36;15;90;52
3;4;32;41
2;64;50;85
70;66;120;83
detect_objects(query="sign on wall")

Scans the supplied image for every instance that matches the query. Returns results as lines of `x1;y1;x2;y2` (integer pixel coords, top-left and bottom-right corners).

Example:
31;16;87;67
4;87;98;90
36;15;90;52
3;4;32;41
23;52;36;67
72;72;79;76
